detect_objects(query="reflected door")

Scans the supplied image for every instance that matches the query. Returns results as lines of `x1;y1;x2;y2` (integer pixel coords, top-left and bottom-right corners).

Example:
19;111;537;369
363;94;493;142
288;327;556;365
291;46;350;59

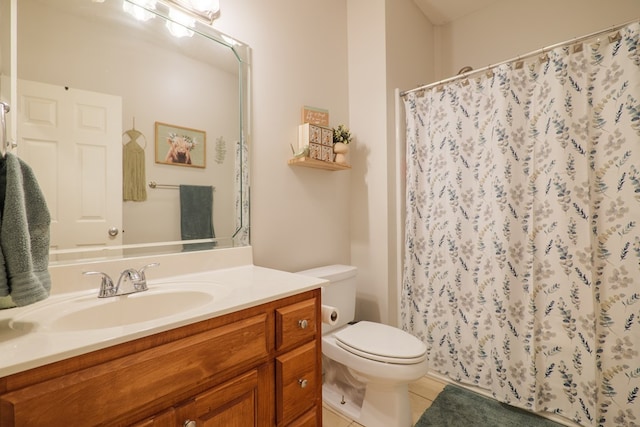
17;79;122;250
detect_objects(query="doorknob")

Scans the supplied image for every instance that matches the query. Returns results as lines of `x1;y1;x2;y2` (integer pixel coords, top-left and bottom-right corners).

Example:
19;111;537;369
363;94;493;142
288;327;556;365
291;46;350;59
108;227;119;237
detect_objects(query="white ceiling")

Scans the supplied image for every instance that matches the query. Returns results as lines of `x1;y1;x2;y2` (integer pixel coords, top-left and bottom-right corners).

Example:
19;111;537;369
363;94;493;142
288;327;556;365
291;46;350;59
413;0;501;25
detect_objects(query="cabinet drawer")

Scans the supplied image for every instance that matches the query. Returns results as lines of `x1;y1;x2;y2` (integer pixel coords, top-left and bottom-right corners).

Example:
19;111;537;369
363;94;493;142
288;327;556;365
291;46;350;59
276;341;318;426
275;298;316;351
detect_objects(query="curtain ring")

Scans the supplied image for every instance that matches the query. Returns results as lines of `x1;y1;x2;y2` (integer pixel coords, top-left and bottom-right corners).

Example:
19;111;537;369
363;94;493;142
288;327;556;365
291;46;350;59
608;31;621;43
486;66;494;78
539;49;549;63
514;57;524;70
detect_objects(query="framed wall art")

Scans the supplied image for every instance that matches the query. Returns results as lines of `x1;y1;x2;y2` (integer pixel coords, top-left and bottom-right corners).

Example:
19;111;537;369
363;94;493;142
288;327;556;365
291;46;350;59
155;122;206;168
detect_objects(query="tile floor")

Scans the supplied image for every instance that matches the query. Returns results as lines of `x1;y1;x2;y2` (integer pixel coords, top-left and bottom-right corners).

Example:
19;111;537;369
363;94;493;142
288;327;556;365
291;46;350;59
322;374;447;427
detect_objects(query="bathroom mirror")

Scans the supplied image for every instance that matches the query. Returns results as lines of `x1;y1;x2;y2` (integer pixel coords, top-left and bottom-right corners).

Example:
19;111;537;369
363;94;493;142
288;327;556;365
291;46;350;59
2;0;250;263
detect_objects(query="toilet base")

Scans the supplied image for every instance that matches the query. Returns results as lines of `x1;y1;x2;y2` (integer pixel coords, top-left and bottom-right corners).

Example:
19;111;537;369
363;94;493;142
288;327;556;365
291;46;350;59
323;381;413;427
323;383;363;422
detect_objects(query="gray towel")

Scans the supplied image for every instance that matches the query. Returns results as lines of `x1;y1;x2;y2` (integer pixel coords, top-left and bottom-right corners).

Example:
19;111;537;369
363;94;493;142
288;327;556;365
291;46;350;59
0;153;51;308
179;185;215;251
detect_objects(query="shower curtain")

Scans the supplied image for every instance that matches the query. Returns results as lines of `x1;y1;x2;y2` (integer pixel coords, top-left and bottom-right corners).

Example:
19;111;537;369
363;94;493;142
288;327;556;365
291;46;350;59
401;22;640;427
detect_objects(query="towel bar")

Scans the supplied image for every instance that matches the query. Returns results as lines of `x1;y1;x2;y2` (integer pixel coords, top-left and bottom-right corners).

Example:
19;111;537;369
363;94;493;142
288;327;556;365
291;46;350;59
148;181;179;189
148;181;216;191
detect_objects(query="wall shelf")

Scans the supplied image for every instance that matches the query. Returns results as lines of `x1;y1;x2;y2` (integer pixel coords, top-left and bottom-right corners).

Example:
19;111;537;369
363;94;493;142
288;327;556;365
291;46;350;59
288;157;351;171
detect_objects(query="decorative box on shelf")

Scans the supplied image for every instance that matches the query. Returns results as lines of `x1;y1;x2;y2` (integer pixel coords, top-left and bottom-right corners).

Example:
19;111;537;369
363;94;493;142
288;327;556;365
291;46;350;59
299;123;334;163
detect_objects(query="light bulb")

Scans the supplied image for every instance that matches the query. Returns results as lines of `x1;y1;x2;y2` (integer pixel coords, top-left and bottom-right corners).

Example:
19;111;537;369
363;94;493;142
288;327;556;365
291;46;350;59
189;0;219;14
166;8;195;38
122;0;157;22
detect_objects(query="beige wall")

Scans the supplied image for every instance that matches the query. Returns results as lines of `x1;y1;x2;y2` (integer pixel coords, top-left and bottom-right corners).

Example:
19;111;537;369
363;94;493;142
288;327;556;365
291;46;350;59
347;0;389;324
436;0;640;80
385;1;434;325
215;1;352;273
0;0;10;83
347;0;433;326
216;0;432;326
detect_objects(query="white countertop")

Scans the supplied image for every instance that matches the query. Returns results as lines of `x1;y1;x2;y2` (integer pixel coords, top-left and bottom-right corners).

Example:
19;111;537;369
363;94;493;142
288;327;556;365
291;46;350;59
0;265;326;377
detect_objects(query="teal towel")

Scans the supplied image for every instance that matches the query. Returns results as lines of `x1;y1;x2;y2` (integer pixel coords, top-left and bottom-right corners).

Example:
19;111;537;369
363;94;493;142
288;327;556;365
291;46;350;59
0;153;51;308
179;185;215;251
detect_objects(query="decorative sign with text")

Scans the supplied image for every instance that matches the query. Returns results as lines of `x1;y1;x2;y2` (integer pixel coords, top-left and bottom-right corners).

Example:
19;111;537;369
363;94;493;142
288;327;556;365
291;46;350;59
301;106;329;126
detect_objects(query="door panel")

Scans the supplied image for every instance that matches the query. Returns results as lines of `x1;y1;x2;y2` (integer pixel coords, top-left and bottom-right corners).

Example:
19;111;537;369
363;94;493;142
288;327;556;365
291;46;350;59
18;79;122;249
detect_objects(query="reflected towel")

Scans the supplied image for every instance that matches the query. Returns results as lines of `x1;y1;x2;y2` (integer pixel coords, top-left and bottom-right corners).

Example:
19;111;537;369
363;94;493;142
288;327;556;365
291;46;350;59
0;153;51;308
179;185;215;250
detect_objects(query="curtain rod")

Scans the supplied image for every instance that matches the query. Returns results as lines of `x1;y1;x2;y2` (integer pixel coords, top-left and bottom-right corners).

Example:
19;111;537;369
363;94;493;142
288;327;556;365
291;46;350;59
400;17;639;97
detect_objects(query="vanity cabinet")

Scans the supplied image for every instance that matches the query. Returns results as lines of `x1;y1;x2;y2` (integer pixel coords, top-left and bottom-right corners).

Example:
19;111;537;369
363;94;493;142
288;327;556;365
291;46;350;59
0;289;322;427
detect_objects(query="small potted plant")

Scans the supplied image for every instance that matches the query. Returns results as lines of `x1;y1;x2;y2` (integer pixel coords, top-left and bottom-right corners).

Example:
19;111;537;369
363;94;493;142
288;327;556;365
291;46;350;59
332;124;351;164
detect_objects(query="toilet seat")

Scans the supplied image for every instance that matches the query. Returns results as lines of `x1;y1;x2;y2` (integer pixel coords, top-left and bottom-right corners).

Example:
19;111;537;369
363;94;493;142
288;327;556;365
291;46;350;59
333;321;427;365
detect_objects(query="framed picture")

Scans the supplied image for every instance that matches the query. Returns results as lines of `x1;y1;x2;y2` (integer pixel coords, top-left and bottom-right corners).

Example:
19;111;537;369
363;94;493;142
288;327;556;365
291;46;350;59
155;122;206;168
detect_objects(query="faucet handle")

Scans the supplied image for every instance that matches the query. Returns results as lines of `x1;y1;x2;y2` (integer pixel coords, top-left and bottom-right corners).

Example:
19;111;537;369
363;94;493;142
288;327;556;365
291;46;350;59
135;262;160;292
139;263;160;277
83;271;115;298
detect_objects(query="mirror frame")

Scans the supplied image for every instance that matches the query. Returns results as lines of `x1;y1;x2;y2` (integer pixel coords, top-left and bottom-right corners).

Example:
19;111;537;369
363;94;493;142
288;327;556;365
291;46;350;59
5;0;251;265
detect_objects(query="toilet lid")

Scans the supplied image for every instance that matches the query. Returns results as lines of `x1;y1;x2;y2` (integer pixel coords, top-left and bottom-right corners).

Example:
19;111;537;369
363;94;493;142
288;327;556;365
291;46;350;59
333;321;427;364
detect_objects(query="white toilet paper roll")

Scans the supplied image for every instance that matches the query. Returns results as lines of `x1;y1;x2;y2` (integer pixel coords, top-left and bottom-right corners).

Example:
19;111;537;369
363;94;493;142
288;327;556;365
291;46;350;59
321;305;339;326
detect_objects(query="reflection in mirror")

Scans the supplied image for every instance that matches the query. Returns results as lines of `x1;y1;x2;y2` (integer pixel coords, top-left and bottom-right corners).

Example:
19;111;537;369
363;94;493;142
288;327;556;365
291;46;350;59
5;0;250;264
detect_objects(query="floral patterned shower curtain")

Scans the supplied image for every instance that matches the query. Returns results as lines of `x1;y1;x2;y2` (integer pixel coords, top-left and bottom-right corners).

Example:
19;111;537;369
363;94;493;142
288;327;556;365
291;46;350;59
401;22;640;427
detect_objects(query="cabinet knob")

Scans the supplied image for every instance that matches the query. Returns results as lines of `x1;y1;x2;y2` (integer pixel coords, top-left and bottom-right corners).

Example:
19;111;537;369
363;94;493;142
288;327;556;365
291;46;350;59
298;319;308;329
183;420;196;427
298;378;308;388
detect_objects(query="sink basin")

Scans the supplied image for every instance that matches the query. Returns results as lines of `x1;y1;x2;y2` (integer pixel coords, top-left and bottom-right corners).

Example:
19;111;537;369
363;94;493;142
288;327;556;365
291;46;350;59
9;282;230;332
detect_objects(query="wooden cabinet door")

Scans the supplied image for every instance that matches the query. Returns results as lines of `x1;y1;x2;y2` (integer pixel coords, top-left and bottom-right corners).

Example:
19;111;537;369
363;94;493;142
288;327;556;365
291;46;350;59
286;408;317;427
176;369;260;427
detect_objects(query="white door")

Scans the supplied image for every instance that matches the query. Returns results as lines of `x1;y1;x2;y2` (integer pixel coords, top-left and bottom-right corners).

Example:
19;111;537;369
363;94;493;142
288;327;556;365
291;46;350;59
17;79;122;250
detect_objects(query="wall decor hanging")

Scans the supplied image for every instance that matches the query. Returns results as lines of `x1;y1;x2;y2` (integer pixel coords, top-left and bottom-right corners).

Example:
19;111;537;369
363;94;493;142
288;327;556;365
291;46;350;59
122;118;148;201
155;121;206;168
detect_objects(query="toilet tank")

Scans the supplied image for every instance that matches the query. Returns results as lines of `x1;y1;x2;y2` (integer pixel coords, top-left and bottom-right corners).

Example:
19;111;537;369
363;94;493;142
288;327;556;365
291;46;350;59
296;265;357;332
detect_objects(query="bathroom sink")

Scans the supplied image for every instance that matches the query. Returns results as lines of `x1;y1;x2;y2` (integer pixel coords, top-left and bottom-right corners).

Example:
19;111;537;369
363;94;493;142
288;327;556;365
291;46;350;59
9;282;230;332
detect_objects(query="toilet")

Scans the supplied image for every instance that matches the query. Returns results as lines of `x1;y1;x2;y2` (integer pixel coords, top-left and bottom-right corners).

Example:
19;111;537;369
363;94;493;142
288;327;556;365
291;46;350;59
296;265;428;427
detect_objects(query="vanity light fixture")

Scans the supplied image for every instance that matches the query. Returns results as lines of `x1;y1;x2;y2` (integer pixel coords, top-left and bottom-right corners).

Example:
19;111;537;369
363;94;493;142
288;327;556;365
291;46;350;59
123;0;157;22
165;0;220;24
122;0;220;38
166;8;196;38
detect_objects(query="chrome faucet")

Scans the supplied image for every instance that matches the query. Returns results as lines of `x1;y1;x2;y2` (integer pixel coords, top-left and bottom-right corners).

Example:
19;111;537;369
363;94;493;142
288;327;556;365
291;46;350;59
83;263;160;298
118;268;143;293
